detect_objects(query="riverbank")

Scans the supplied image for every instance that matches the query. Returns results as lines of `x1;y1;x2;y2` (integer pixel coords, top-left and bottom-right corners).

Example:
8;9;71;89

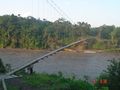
6;73;95;90
0;47;120;53
105;48;120;52
0;48;46;52
64;48;120;53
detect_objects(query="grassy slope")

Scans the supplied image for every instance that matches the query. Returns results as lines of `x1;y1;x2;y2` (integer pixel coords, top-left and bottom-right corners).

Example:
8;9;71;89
22;73;95;90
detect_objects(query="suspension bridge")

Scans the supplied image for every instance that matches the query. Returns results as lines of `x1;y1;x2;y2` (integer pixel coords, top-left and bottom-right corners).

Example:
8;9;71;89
0;0;90;89
0;38;90;90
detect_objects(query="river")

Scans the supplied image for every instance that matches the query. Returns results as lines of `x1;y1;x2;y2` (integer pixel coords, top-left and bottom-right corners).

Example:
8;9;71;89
0;49;120;80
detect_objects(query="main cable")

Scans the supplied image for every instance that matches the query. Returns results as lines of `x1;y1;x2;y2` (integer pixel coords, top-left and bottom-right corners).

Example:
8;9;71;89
47;0;73;23
51;0;73;23
47;0;65;18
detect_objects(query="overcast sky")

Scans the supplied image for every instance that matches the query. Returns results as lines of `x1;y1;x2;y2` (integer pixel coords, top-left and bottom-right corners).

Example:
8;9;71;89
0;0;120;27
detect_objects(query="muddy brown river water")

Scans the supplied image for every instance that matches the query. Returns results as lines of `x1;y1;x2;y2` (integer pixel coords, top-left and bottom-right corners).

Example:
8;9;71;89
0;49;120;80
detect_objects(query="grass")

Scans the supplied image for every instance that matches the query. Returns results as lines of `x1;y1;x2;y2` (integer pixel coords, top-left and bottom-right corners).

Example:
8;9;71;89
105;48;120;52
1;73;109;90
22;73;95;90
7;85;19;90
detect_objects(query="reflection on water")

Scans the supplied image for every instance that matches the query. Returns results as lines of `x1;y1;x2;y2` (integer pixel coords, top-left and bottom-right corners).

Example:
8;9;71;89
0;49;120;80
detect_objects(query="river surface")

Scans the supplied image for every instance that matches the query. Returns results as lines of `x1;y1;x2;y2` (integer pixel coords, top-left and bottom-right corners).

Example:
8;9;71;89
0;49;120;80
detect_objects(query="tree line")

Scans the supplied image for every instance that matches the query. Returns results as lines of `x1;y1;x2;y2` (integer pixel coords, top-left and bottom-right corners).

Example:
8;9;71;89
0;14;120;50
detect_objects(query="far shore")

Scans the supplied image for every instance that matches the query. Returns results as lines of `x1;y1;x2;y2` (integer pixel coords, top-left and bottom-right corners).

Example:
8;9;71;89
0;48;120;53
0;48;102;52
0;48;46;52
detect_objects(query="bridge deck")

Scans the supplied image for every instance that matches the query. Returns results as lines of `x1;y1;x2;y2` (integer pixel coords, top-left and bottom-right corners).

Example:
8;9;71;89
0;39;87;80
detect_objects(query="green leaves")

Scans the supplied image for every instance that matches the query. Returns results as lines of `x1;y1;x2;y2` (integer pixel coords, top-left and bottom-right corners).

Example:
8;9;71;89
23;73;95;90
0;15;120;49
95;59;120;90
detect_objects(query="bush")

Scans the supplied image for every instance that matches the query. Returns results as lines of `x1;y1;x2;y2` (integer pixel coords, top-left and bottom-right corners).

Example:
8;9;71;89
86;38;97;49
95;59;120;90
93;41;106;49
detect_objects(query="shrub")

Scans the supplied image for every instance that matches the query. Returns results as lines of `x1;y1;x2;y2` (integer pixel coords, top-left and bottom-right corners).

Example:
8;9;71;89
93;41;106;49
95;59;120;90
23;73;95;90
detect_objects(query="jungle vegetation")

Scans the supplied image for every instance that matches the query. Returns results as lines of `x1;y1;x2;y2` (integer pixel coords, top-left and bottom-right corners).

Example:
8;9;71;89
0;14;120;50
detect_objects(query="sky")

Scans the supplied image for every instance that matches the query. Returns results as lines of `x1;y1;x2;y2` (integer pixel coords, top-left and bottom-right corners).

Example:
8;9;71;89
0;0;120;27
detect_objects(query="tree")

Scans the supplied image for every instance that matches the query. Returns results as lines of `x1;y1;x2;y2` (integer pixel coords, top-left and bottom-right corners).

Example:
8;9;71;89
99;25;115;39
76;22;91;37
111;27;120;47
0;14;119;49
96;59;120;90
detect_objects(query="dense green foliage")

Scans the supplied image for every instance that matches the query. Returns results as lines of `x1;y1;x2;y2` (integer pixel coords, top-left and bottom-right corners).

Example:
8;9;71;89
95;59;120;90
23;73;95;90
0;58;6;74
6;72;110;90
0;14;120;49
7;85;18;90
